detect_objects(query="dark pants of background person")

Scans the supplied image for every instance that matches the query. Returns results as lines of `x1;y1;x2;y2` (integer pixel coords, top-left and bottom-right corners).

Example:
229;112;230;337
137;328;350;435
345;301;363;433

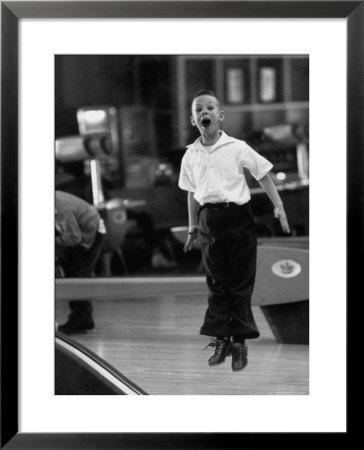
56;232;104;325
127;209;175;265
198;202;260;339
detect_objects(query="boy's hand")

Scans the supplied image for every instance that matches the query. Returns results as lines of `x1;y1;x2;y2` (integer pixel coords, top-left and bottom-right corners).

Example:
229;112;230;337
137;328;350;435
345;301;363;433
184;227;198;253
274;206;290;234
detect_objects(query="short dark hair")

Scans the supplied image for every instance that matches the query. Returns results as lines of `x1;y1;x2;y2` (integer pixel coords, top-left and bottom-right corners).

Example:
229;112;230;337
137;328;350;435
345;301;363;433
192;90;222;108
193;89;219;100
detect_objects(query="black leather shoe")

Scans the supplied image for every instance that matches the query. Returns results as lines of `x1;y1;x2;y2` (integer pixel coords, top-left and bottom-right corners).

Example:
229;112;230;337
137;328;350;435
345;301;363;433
58;319;95;335
231;342;248;372
206;339;231;367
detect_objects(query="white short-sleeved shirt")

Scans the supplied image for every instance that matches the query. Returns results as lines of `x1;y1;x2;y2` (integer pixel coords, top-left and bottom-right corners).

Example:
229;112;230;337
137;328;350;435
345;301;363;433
178;131;273;205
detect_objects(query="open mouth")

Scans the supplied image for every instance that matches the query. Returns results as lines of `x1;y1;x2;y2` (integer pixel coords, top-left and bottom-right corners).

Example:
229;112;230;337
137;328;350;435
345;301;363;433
201;118;211;127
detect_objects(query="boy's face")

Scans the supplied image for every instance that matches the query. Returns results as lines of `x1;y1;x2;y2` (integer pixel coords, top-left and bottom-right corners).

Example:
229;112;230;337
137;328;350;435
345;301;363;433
190;95;224;134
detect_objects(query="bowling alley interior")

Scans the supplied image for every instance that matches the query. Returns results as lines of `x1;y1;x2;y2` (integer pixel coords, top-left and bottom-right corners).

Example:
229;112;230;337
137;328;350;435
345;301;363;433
55;55;309;395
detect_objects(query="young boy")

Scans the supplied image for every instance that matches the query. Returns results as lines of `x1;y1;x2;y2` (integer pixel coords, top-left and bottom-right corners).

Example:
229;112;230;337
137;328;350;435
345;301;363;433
178;90;290;372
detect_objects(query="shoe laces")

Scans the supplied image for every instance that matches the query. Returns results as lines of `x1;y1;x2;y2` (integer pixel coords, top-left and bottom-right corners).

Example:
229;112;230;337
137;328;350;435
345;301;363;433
232;342;246;356
203;340;215;351
203;338;229;353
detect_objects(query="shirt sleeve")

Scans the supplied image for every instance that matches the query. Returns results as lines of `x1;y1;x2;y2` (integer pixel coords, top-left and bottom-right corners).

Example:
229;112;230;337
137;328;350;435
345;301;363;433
239;142;273;181
56;210;82;247
178;150;196;192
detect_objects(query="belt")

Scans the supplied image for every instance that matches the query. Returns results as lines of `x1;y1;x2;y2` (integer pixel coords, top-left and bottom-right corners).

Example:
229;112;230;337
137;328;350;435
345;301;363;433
199;201;243;212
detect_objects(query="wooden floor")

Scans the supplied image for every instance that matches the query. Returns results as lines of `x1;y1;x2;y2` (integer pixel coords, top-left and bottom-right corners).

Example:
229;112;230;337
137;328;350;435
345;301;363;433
55;294;309;395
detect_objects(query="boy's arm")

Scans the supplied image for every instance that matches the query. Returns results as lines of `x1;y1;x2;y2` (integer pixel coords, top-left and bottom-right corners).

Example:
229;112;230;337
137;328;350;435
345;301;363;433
257;173;290;234
184;191;200;252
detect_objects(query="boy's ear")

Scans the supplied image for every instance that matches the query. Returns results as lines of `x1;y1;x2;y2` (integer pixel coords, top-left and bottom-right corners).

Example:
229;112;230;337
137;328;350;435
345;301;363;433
219;110;225;122
190;115;196;127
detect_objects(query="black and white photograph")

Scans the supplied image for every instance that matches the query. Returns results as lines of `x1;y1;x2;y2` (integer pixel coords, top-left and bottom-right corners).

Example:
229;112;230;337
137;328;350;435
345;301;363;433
2;0;358;445
54;54;309;395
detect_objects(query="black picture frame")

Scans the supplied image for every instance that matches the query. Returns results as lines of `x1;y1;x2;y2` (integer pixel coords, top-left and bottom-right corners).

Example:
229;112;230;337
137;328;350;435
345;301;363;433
1;1;361;448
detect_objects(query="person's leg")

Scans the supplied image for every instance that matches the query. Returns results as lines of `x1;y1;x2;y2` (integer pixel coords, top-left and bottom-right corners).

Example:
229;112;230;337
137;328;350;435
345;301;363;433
58;300;95;334
198;207;233;366
199;208;232;338
228;204;260;371
228;204;260;339
58;233;103;334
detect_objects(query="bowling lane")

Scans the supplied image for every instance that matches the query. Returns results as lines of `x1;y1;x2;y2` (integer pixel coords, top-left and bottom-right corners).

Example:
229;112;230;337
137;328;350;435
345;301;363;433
56;294;308;395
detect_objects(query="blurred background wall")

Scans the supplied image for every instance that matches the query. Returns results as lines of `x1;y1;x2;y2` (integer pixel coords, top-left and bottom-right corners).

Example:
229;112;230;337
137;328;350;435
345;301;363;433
56;54;308;145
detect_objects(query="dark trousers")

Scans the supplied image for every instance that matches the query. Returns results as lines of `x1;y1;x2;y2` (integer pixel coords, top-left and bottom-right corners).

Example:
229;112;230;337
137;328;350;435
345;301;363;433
198;202;260;339
56;232;103;322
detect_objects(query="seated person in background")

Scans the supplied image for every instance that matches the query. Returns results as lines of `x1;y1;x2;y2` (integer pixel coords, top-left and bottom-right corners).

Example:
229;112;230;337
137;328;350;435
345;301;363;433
55;190;105;334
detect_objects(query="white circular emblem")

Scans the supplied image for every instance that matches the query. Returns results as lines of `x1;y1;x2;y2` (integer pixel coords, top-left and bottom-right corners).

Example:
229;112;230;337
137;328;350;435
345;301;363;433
271;259;301;278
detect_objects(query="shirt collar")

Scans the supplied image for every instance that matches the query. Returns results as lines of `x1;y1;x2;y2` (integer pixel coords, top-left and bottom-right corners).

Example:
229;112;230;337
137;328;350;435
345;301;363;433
187;131;236;152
